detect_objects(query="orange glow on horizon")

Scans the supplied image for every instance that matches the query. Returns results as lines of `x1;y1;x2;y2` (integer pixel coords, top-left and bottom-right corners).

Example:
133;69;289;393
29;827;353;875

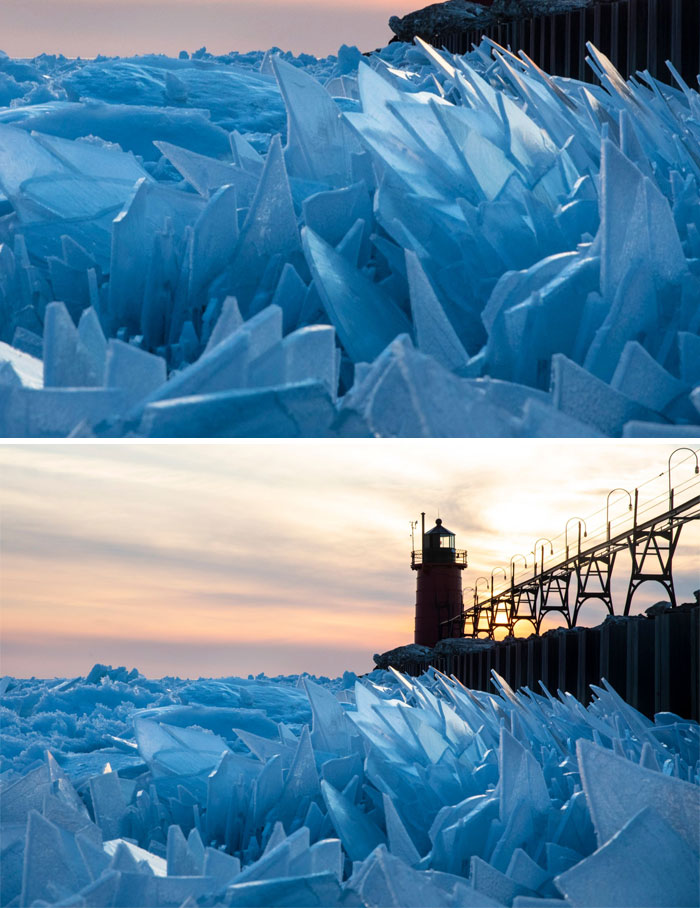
1;441;698;679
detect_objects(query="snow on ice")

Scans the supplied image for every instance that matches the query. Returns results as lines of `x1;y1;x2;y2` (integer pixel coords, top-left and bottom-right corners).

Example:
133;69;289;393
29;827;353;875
0;40;699;436
1;664;698;906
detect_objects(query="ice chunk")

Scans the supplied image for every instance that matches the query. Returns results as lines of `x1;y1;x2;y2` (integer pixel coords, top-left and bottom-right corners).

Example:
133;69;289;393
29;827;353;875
471;854;534;904
406;250;469;372
677;332;700;385
203;846;241;887
105;339;166;407
350;844;482;908
0;341;42;388
133;717;230;777
204;296;244;354
226;871;343;907
168;184;239;344
383;793;421;866
276;726;322;826
555;807;699;908
302;183;371;248
551;354;656;436
610;341;687;413
88;769;128;839
166;824;199;876
576;738;700;852
154;140;258;203
506;849;550;892
269;264;307;335
3;387;125;436
103;839;167;876
623;420;700;437
145;306;282;406
21;810;91;906
303;677;355;755
43;301;102;388
77;307;107;384
140;380;337;437
498;728;550;820
227;135;302;311
320;780;385;861
273;56;356;188
249;325;338;400
341;335;515;437
302;228;411;364
108;177;204;335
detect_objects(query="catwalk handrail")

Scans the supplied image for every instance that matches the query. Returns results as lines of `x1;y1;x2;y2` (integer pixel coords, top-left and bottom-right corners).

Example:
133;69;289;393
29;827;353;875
455;491;700;630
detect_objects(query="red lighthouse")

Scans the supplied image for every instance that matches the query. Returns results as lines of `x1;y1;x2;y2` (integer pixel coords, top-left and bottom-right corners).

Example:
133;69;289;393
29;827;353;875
411;513;467;646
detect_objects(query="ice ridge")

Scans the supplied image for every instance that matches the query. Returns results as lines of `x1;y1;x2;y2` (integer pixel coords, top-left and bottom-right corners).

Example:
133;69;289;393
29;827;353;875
0;40;699;436
1;665;698;906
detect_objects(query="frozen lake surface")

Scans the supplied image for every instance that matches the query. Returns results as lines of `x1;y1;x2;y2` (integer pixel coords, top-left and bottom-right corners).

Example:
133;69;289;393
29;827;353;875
1;663;698;905
0;40;699;436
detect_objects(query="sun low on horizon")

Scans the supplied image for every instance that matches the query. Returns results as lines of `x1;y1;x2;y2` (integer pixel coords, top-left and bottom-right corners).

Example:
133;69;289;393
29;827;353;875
1;440;698;681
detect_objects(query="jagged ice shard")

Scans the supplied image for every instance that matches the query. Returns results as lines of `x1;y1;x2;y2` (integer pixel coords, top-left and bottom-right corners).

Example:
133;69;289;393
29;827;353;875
0;39;699;436
1;665;698;906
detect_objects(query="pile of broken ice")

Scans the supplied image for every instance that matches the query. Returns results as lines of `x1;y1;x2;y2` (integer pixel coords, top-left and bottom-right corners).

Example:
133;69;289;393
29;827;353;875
1;665;698;906
0;39;700;435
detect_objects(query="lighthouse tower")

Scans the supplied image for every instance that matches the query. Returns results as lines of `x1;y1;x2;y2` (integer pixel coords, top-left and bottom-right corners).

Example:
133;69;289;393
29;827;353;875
411;513;467;646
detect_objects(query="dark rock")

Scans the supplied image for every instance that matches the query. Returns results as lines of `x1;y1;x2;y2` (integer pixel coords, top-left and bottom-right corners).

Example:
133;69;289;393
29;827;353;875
389;0;592;43
432;636;494;654
373;643;433;669
389;1;490;43
645;600;672;617
374;636;494;670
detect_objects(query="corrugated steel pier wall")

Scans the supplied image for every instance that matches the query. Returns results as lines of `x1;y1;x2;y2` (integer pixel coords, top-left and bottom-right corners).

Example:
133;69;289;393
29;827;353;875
430;0;700;87
398;603;700;721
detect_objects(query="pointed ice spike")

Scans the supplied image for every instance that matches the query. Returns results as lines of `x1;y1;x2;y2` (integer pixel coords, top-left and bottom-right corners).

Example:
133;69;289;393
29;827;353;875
303;677;354;755
77;307;107;384
269;263;307;334
405;250;469;372
278;725;322;812
204;296;244;354
272;55;356;188
263;821;287;855
382;794;421;866
229;135;302;312
203;847;240;887
230;130;264;174
302;227;411;364
143;305;282;408
320;780;385;862
166;824;199;876
168;184;239;345
43;301;100;388
235;827;310;883
471;854;533;905
610;341;687;413
88;770;127;840
551;354;656;436
104;339;166;407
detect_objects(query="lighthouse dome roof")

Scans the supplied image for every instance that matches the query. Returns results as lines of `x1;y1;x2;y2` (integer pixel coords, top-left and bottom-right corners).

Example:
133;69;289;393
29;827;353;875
425;518;454;536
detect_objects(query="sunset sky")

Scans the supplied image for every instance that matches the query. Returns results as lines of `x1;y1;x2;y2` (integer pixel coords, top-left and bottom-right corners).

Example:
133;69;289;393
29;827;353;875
0;0;417;59
1;441;698;679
